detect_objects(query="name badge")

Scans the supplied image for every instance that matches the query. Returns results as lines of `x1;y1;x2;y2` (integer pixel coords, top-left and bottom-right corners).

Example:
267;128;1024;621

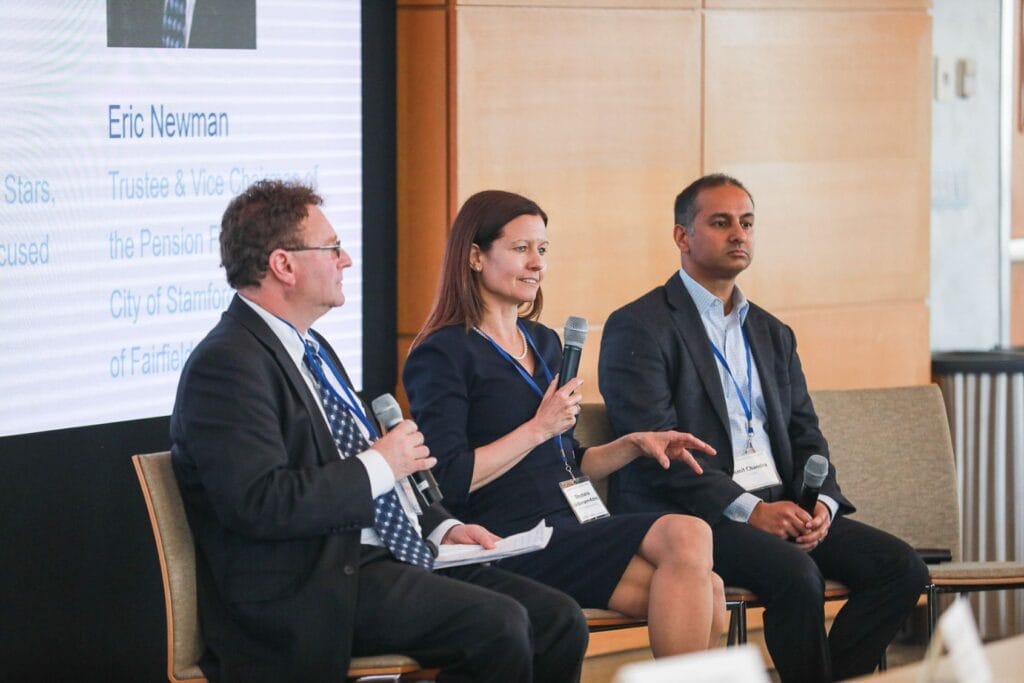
559;476;610;524
732;448;782;492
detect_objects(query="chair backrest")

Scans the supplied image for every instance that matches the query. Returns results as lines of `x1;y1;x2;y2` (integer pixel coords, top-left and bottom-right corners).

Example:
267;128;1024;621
132;451;207;683
576;403;616;501
576;403;615;450
810;385;962;561
581;388;962;562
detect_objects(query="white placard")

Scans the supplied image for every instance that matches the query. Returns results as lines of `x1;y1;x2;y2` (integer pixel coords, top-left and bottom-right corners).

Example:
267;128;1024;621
613;644;770;683
918;598;992;683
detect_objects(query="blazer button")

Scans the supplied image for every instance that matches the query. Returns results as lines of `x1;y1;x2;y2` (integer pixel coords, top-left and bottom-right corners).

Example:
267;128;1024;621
343;565;356;576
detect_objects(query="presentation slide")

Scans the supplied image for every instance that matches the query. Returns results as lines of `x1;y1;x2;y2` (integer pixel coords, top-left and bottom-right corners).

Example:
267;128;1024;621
0;1;364;438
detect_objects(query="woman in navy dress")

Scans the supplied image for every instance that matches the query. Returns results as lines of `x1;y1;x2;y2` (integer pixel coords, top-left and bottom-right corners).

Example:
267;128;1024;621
404;190;727;656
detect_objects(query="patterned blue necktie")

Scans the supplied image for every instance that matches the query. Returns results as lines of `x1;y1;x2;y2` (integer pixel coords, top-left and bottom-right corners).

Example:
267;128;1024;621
162;0;187;48
302;342;434;570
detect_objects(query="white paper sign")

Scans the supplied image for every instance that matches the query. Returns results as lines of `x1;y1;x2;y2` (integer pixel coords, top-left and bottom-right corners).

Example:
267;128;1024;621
918;598;992;683
613;644;770;683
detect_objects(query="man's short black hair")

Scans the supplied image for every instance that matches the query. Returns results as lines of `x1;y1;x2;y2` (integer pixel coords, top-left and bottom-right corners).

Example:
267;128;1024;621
674;174;753;230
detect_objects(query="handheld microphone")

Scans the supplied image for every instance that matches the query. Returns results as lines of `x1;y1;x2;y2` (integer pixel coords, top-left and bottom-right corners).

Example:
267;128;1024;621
370;393;444;507
797;454;828;514
558;316;588;388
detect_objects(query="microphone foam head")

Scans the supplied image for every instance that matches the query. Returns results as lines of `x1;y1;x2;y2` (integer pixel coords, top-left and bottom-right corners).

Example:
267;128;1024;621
370;393;404;430
563;316;588;349
803;454;828;488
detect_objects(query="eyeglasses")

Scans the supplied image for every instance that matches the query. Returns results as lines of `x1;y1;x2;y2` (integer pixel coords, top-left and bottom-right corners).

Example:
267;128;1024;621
282;241;343;258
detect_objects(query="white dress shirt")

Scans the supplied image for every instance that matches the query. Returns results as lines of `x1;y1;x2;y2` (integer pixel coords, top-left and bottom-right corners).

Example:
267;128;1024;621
239;295;458;549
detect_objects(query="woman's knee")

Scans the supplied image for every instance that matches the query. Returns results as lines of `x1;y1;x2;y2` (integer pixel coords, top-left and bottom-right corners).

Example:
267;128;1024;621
711;571;725;603
648;515;713;570
710;572;729;636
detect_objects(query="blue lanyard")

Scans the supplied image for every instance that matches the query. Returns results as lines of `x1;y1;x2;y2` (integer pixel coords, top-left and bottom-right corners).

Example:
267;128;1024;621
708;327;755;446
475;321;552;394
281;319;379;439
474;322;575;473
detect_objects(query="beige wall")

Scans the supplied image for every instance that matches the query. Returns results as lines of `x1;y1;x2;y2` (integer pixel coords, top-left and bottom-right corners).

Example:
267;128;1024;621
397;0;933;400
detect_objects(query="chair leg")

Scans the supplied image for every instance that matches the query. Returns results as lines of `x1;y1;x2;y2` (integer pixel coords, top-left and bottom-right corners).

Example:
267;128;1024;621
736;602;748;645
727;603;737;646
878;648;887;672
926;586;940;639
726;601;747;646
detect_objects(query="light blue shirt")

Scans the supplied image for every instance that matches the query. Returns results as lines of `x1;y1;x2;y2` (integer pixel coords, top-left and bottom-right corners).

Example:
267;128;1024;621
677;270;837;523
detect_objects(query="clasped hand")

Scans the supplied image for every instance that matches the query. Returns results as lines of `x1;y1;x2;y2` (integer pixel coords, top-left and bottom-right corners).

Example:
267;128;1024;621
749;500;831;552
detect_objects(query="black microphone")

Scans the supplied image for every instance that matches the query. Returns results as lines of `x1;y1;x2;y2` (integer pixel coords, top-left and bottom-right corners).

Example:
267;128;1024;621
370;393;444;507
797;454;828;514
558;316;588;388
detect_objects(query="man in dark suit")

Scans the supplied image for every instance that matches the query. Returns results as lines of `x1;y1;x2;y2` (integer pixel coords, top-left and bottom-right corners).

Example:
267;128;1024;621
171;180;588;682
598;174;927;682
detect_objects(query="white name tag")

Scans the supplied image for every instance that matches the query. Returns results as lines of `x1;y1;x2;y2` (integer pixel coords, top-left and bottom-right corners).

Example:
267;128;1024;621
732;448;783;492
559;477;610;524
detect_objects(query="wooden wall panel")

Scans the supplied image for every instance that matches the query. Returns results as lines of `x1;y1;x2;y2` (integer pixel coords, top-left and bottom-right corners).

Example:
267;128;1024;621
705;9;931;386
454;6;701;385
461;0;697;7
397;1;934;396
706;0;929;8
705;10;931;310
397;7;449;345
778;302;930;389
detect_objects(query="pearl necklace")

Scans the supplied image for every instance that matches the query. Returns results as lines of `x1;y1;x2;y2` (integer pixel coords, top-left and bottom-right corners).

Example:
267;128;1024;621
474;325;529;361
510;326;529;361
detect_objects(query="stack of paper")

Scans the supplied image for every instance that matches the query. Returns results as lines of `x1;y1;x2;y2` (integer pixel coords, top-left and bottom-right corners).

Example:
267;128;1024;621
434;520;553;569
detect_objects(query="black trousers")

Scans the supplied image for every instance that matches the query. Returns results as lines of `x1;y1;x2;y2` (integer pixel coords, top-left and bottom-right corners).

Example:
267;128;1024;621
350;553;589;683
712;516;928;683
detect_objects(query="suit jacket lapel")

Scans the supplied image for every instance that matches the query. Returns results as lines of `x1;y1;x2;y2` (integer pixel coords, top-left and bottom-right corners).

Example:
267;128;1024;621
227;295;339;465
664;275;731;437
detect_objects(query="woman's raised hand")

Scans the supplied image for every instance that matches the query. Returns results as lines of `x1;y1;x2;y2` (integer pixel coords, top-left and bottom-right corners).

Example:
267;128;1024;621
632;431;716;473
529;376;584;442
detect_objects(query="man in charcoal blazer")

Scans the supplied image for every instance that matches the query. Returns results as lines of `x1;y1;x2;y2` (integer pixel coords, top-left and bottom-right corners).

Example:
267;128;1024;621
171;179;587;683
598;174;927;682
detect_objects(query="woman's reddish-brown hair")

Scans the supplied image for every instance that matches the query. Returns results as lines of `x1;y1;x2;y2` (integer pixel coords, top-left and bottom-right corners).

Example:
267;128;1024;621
411;190;548;349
